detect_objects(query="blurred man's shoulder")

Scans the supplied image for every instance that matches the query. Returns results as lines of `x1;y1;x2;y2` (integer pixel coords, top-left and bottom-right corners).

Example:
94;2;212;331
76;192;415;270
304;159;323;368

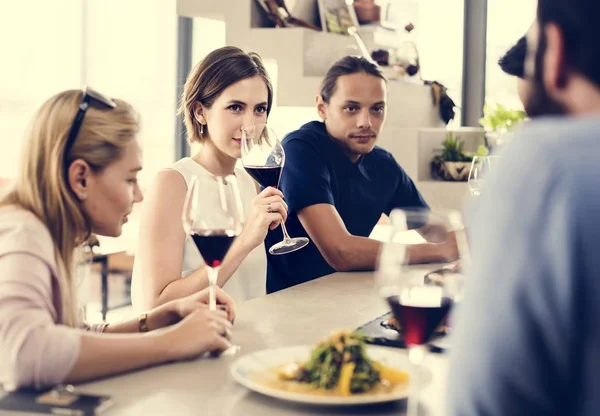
501;116;600;175
512;116;600;152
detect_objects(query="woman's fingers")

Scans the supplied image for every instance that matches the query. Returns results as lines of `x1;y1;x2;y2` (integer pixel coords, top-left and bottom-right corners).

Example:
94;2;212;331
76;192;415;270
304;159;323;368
257;186;284;199
264;201;287;222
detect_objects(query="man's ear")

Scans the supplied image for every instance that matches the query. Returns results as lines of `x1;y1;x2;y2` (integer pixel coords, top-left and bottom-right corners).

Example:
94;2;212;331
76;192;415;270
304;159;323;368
193;102;206;125
68;159;93;200
316;95;327;121
543;22;568;93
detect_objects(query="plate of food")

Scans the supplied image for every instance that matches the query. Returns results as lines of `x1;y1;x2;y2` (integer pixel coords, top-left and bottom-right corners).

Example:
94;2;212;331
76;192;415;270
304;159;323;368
231;330;429;405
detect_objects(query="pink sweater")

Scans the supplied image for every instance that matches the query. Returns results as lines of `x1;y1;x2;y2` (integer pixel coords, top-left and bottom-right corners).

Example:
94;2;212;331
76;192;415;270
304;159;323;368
0;207;102;390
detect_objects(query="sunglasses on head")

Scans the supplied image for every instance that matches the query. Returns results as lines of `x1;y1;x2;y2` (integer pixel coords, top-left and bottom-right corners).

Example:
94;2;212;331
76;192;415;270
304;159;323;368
64;87;117;163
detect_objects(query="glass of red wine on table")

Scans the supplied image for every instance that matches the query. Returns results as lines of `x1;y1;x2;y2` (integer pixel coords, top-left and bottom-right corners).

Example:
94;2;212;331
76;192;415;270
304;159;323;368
241;123;309;255
182;174;244;312
377;209;468;416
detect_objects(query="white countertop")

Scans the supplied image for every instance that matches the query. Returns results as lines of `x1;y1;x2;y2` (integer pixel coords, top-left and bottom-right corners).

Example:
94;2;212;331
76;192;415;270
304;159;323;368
77;268;450;416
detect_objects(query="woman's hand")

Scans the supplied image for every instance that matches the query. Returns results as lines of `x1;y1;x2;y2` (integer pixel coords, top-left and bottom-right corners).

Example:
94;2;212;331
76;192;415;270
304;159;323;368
147;286;235;331
238;186;288;249
173;286;236;323
164;306;233;360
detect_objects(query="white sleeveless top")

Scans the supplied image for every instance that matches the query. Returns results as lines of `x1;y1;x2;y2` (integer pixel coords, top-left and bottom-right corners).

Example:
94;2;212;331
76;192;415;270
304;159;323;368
168;158;266;302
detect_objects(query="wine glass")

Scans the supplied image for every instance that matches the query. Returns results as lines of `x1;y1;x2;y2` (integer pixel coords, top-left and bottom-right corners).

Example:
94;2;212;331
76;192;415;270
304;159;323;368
468;156;497;196
376;209;469;416
182;174;244;311
241;123;309;255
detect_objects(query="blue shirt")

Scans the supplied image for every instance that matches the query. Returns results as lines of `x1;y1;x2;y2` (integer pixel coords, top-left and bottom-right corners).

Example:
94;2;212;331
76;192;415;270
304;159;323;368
265;121;428;293
449;116;600;416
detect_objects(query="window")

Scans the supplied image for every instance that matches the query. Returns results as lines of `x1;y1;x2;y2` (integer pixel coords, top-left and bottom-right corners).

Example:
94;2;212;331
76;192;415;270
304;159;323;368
0;0;177;186
0;1;81;179
485;0;537;110
86;0;177;186
384;0;465;126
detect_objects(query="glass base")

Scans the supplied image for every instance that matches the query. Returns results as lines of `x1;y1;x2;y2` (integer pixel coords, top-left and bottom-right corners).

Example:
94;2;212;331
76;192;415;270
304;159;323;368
269;237;309;255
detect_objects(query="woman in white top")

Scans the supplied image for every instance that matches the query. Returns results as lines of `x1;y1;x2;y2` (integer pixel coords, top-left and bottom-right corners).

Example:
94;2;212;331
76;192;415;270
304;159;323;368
131;47;287;310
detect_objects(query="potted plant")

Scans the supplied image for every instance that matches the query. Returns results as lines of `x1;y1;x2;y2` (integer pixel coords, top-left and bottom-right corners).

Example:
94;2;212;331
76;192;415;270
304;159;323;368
479;103;527;148
431;133;488;181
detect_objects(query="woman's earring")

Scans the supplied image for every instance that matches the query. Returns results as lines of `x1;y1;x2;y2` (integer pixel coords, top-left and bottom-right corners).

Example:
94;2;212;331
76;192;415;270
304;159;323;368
200;124;205;136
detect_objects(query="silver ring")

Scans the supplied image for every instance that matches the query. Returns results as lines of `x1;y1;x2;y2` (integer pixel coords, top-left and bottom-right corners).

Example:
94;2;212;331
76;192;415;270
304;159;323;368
267;203;273;213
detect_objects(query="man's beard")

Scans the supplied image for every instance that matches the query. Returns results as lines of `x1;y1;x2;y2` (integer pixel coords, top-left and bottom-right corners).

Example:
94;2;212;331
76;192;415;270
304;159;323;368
524;32;568;117
524;77;567;117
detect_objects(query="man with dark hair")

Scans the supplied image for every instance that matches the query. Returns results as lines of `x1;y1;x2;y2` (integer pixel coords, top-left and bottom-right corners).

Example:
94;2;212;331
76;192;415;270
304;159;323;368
449;0;600;414
264;56;456;293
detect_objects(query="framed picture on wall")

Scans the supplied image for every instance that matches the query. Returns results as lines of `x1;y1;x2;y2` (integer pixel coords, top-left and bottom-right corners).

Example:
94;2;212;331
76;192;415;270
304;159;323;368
255;0;321;30
317;0;359;35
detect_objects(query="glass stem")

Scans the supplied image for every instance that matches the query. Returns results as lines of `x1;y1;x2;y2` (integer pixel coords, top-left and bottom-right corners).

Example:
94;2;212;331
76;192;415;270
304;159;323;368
407;344;426;416
280;221;292;241
274;186;291;241
207;266;219;311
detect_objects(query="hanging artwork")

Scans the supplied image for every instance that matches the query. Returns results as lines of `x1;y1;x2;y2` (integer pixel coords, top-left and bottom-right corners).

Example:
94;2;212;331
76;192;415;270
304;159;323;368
317;0;360;35
255;0;321;30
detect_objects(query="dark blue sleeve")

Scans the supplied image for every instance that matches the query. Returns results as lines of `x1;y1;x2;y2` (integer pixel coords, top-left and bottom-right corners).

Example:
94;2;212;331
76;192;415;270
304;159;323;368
448;139;576;415
279;137;334;214
385;163;429;214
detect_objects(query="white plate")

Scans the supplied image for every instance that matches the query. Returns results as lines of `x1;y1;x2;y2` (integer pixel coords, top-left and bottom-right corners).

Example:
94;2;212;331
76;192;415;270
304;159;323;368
231;345;431;406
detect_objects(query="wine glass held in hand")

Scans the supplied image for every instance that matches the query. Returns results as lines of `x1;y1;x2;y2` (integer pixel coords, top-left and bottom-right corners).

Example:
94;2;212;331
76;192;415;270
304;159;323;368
182;174;244;311
241;123;309;255
376;209;469;416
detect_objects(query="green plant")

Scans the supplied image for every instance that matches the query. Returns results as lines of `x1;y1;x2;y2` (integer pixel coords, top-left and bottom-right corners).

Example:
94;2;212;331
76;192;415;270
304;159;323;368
479;103;526;132
439;133;466;162
436;132;488;162
431;134;488;181
434;133;489;163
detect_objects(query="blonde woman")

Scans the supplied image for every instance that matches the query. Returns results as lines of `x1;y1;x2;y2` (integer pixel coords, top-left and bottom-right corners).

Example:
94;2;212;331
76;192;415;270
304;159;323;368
0;88;235;391
131;47;287;310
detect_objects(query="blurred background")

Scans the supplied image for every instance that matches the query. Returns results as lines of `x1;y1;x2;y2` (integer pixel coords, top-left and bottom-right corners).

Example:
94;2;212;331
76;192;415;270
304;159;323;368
0;0;536;321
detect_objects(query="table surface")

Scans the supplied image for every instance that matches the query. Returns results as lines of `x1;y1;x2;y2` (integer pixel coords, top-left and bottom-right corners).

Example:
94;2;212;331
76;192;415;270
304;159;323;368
79;266;449;416
4;267;450;416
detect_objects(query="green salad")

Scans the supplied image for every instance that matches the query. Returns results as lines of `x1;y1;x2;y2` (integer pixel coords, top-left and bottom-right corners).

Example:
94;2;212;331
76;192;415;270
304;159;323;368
278;330;385;395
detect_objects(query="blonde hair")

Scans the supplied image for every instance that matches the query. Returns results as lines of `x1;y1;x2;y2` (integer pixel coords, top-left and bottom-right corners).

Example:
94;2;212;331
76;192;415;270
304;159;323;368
1;90;139;327
178;46;273;144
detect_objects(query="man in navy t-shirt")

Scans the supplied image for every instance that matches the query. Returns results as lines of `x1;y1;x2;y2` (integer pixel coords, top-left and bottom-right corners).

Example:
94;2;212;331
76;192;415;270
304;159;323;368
265;56;456;293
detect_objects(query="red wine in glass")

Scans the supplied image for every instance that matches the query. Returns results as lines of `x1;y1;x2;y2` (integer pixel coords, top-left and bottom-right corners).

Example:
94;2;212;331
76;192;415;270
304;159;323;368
387;295;453;346
241;123;309;255
182;175;244;311
244;166;282;189
191;231;236;268
377;208;468;416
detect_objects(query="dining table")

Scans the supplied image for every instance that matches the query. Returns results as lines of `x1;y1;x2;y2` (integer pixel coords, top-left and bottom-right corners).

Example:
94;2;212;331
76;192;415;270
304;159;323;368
76;266;450;416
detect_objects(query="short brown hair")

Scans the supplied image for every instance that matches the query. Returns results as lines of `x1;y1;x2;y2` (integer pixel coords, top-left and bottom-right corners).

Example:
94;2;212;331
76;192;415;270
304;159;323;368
319;56;386;103
179;46;273;144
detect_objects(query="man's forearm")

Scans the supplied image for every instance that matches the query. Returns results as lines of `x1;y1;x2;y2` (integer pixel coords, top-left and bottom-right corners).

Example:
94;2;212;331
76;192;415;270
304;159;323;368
323;235;382;271
327;236;449;272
